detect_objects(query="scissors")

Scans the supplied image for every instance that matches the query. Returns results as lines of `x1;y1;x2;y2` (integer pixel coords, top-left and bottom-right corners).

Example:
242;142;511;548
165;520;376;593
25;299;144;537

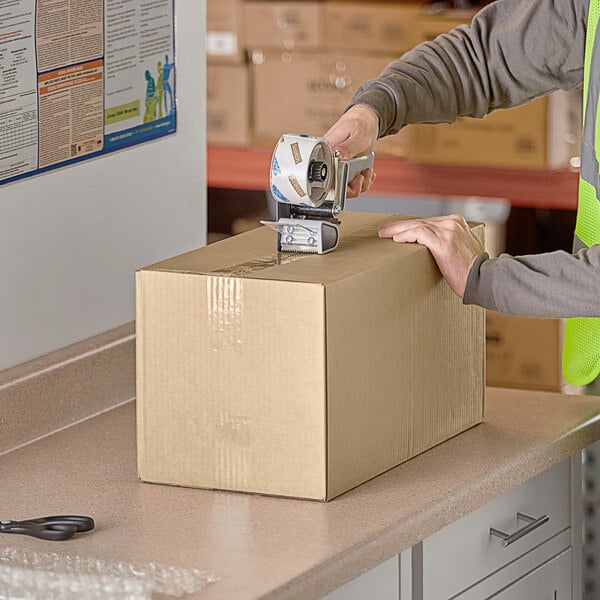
0;515;95;541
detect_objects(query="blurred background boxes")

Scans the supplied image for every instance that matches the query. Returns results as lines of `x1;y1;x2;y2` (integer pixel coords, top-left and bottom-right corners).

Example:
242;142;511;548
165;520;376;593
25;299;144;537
207;0;245;64
206;1;580;169
406;91;582;169
207;65;251;146
323;2;422;54
250;51;393;145
486;312;564;393
244;1;323;50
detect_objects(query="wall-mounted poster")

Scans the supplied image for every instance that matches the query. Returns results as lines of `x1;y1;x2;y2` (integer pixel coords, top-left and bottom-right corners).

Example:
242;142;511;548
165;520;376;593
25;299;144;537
0;0;176;185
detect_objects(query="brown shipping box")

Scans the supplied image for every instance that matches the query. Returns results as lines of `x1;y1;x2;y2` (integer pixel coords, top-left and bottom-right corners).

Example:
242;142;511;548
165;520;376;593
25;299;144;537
251;51;410;153
136;212;485;501
207;64;250;146
486;311;563;392
407;91;582;169
244;2;323;51
323;3;422;55
207;0;245;64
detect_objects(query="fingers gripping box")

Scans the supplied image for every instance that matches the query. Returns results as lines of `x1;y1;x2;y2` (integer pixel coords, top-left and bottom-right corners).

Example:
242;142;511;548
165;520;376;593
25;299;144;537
136;212;485;500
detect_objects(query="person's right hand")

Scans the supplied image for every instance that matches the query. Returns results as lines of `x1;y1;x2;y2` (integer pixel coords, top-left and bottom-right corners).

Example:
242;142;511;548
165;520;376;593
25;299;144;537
323;104;380;197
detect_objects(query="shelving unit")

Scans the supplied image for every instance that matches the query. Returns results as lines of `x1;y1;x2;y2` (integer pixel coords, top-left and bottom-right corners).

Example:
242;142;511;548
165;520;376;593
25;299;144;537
207;146;579;211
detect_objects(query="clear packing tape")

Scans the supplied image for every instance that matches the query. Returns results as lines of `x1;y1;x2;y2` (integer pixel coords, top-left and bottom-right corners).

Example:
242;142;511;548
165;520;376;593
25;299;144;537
0;547;219;599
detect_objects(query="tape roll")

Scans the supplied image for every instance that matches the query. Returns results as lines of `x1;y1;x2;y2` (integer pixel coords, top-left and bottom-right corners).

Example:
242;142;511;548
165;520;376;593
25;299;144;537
270;134;333;208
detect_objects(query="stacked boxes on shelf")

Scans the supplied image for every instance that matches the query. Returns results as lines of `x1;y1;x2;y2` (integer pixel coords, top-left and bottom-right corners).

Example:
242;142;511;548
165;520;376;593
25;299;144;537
206;0;245;64
206;64;250;146
207;1;581;169
485;312;565;392
206;0;250;146
251;52;396;144
207;0;421;153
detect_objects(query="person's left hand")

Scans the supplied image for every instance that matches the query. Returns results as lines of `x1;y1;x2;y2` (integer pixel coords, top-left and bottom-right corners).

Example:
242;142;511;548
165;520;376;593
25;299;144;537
378;215;484;299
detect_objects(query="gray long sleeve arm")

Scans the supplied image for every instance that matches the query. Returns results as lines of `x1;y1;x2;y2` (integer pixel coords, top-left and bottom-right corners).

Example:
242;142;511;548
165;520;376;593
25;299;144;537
352;0;587;135
464;248;600;318
350;0;600;319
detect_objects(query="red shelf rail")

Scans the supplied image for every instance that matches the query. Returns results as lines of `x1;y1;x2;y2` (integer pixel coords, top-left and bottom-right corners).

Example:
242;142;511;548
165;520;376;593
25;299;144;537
207;146;579;210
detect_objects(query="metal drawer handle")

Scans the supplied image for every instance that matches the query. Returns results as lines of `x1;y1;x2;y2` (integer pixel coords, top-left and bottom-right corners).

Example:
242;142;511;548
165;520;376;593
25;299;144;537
489;512;550;547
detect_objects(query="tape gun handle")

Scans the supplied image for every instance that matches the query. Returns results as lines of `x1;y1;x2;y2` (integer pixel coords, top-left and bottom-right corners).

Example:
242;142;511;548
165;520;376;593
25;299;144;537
345;151;375;183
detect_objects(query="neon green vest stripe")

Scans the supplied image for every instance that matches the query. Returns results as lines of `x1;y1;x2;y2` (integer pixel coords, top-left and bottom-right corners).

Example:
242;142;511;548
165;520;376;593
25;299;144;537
562;0;600;386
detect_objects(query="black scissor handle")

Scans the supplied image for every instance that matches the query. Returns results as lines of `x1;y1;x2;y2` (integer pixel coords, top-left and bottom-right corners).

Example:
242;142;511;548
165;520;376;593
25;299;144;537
0;515;95;541
0;521;76;541
24;515;95;533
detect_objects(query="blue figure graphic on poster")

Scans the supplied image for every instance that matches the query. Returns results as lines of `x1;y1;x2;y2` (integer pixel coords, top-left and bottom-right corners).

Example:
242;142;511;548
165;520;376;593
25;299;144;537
143;56;174;123
163;55;175;116
144;70;157;123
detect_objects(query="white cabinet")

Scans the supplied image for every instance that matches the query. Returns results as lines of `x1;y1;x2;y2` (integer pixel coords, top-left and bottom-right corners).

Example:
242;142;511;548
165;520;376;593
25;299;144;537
419;459;574;600
415;456;581;600
322;455;582;600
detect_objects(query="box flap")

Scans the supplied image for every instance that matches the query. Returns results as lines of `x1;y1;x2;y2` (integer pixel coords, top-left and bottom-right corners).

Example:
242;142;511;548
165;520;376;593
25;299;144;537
140;212;427;284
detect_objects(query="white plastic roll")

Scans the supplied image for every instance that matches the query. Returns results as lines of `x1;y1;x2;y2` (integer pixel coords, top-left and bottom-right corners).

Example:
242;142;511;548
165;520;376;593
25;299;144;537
270;134;333;208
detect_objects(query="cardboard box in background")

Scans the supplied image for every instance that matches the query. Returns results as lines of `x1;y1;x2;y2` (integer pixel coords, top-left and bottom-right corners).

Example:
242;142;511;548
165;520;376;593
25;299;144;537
444;198;511;258
244;2;323;51
486;311;563;392
323;3;422;55
136;212;485;501
251;50;409;151
376;126;412;158
207;65;251;146
207;0;245;64
407;91;582;169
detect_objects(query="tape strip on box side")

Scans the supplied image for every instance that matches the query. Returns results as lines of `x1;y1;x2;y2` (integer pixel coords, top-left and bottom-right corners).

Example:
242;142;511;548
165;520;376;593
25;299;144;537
207;252;306;352
207;276;244;352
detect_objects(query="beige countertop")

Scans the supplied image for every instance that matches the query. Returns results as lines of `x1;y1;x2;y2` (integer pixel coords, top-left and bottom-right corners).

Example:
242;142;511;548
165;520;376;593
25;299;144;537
1;388;600;599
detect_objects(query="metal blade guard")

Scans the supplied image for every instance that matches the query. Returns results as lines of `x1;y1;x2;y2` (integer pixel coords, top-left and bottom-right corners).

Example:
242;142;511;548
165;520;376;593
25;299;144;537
262;133;374;254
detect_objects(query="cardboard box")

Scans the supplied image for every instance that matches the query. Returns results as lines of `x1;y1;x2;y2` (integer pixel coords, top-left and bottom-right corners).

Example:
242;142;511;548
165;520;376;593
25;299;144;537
251;51;397;146
245;2;323;51
207;64;251;146
407;91;582;169
323;3;422;55
136;212;485;501
207;0;245;64
486;311;563;392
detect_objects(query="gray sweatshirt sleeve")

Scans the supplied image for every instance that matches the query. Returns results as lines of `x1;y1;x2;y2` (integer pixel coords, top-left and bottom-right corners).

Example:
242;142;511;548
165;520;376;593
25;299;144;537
464;247;600;318
351;0;587;136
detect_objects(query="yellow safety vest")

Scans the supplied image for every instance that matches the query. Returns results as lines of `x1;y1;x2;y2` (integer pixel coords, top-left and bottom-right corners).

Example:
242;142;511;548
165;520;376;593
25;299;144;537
562;0;600;386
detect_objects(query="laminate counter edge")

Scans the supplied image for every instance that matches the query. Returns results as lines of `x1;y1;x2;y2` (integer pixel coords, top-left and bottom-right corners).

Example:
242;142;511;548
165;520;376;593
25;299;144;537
0;323;135;455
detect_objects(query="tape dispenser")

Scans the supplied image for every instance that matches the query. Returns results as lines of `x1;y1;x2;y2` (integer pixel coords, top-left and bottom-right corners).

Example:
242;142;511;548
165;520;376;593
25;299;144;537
261;133;375;254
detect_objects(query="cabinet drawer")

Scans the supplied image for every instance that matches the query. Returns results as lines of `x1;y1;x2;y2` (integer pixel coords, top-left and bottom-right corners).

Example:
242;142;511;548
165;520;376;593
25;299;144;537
476;548;571;600
421;460;571;600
